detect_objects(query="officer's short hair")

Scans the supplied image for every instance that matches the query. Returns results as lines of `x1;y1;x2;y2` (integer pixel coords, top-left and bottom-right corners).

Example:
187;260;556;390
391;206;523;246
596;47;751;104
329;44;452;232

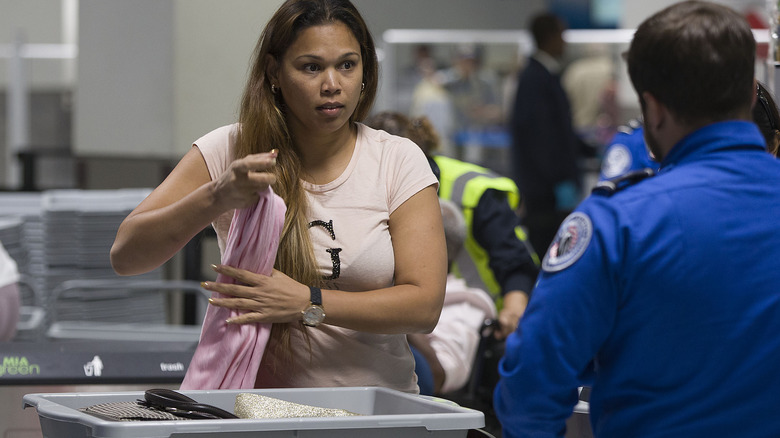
627;1;755;126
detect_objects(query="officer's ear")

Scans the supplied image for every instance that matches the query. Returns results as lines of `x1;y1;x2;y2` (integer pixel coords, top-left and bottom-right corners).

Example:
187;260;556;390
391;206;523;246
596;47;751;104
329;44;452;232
641;91;666;133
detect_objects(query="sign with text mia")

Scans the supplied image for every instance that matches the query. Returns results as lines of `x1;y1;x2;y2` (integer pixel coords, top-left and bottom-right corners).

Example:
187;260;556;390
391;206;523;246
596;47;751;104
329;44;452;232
0;356;41;377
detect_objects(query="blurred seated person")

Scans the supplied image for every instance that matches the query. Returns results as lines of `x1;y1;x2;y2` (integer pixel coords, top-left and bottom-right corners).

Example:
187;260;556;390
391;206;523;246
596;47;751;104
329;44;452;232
0;240;20;341
408;199;497;395
365;112;539;339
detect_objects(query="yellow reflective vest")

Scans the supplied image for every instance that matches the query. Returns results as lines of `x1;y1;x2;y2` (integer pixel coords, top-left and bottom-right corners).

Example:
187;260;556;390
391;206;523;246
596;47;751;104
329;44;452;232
433;155;537;303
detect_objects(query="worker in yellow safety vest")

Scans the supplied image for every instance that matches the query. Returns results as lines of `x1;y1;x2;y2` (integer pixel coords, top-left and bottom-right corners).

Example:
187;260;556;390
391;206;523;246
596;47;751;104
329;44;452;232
365;112;539;338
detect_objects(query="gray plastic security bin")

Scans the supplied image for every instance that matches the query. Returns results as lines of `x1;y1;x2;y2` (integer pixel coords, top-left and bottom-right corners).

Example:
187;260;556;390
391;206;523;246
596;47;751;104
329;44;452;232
23;386;485;438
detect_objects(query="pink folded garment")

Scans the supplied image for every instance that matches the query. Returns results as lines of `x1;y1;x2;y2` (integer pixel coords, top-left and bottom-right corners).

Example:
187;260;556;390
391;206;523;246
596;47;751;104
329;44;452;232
181;187;286;390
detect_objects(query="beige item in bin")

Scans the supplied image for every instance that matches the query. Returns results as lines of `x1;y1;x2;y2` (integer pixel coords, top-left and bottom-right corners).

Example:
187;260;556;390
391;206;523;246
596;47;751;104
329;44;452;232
235;393;360;419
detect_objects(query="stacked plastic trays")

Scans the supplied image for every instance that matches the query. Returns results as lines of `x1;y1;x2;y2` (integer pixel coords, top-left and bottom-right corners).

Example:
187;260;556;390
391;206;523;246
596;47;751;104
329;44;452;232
0;189;184;341
38;189;166;333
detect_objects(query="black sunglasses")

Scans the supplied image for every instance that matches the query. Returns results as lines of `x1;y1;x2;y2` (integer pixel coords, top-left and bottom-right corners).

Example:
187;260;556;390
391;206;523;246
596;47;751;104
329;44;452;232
139;388;238;420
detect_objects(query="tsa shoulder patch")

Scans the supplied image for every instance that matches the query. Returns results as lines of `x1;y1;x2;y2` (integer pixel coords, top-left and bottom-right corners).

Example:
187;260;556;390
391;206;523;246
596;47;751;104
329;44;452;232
601;144;632;179
542;212;593;273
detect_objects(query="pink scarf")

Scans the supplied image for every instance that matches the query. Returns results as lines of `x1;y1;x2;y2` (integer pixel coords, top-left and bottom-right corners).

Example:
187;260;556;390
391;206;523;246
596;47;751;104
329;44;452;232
181;187;286;389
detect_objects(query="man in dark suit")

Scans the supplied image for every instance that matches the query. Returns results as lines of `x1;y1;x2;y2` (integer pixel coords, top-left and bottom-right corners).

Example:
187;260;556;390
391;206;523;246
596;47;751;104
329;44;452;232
509;13;586;254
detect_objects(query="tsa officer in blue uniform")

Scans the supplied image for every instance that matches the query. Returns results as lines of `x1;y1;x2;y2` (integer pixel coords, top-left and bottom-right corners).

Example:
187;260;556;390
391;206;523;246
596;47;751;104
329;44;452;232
494;2;780;437
599;82;780;186
598;119;658;181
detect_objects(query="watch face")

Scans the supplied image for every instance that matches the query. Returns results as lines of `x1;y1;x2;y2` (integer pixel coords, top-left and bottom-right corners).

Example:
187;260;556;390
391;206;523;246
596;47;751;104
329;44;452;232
302;305;325;327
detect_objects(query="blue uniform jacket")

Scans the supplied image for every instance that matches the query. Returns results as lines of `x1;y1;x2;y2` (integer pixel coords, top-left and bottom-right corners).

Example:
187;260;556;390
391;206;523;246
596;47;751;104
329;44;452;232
495;121;780;438
599;124;659;181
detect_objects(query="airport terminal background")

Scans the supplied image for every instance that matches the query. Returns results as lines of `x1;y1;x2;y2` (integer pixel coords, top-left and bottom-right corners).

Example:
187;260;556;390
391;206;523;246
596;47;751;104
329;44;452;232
1;0;779;437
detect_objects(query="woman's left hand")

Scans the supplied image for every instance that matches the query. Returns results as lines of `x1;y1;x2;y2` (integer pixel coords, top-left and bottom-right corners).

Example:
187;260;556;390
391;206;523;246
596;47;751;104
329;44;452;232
203;264;309;325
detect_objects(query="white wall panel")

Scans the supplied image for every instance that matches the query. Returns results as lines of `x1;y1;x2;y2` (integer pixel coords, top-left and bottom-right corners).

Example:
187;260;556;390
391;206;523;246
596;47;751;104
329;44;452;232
75;0;174;157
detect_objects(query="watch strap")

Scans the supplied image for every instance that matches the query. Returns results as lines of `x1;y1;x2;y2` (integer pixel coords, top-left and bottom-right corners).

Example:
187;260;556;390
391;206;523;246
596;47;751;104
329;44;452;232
309;286;322;306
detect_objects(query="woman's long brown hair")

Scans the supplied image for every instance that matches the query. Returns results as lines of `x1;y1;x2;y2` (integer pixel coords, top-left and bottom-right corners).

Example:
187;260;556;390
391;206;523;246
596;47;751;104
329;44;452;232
233;0;378;370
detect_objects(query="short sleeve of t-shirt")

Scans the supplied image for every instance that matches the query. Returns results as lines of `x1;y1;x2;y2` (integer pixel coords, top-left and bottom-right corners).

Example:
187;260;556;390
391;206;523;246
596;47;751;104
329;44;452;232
194;124;237;183
192;124;239;255
362;124;439;214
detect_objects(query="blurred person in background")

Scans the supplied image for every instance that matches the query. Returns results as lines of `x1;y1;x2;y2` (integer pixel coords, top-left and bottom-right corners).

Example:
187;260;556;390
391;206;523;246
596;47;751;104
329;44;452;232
407;198;497;396
509;12;591;254
599;80;780;186
561;44;619;148
441;43;504;133
365;111;538;340
410;51;456;157
0;240;20;341
597;118;658;182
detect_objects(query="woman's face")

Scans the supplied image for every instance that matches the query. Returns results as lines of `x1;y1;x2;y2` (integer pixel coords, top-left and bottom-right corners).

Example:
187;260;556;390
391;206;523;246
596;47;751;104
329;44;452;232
275;21;363;139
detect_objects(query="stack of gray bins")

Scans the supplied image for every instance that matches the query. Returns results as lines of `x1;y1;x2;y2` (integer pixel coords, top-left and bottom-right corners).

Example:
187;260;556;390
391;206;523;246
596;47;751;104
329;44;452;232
38;189;166;333
0;189;183;341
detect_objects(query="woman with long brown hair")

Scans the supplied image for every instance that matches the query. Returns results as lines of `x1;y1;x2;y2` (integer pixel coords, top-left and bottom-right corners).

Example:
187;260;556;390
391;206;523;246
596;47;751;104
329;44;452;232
110;0;446;393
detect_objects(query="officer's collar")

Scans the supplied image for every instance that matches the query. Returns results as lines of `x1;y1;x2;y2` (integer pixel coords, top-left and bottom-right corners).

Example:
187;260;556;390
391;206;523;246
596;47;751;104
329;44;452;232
659;120;765;173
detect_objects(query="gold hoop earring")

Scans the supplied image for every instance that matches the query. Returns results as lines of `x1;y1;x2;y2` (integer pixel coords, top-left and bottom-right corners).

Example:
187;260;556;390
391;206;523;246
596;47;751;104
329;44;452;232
271;84;277;94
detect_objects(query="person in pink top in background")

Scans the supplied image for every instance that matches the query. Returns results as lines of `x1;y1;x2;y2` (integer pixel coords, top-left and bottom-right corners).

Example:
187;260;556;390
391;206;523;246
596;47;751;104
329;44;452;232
110;0;446;393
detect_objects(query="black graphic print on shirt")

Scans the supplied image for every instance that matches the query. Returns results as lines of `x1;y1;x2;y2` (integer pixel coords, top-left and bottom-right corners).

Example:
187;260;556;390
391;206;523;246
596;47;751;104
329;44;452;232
308;219;341;281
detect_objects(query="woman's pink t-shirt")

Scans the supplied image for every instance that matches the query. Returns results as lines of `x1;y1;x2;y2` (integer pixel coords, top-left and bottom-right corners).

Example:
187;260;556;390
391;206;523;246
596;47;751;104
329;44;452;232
195;123;438;393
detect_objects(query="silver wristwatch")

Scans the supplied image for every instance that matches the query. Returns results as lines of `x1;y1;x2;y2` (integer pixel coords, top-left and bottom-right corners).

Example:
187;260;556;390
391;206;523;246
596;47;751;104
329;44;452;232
302;286;325;327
